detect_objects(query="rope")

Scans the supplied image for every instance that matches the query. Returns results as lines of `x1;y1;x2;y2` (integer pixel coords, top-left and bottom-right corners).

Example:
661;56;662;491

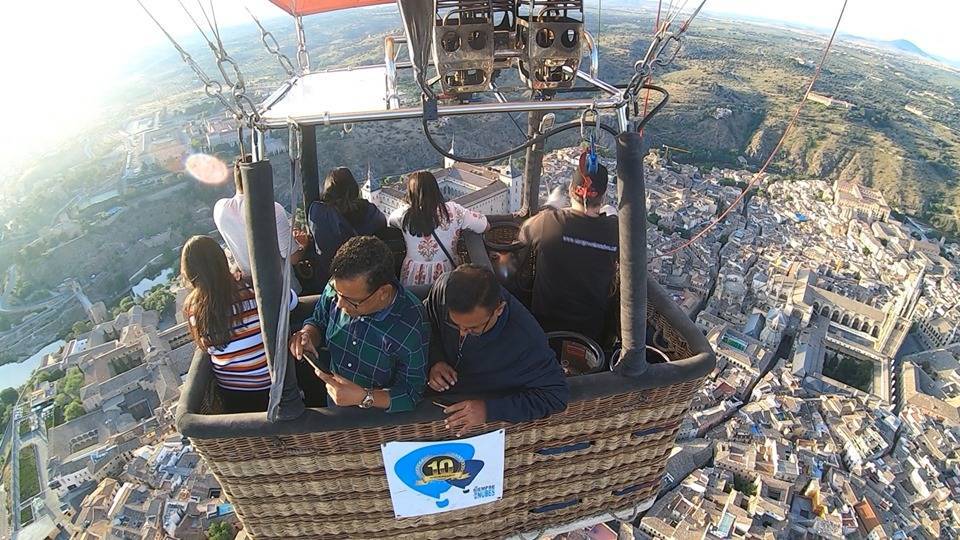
625;0;705;118
661;0;849;258
267;123;304;422
639;0;664;134
135;0;244;120
423;115;618;164
174;0;218;55
596;0;602;62
247;6;297;77
508;113;528;140
421;85;668;165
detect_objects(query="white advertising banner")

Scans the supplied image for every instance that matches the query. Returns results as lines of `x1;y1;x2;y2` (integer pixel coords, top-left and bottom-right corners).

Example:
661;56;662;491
381;429;505;518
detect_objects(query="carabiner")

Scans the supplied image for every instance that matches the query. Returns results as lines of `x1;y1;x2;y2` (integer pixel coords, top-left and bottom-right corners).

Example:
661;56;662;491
579;106;599;144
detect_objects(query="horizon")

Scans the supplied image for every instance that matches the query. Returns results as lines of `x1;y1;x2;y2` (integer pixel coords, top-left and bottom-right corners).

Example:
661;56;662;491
0;0;958;174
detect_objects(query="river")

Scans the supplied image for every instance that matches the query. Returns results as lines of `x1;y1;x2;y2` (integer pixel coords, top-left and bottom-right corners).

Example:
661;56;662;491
0;340;66;391
132;268;174;298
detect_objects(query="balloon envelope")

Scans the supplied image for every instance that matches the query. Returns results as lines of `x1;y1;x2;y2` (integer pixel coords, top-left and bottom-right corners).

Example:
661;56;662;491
267;0;394;16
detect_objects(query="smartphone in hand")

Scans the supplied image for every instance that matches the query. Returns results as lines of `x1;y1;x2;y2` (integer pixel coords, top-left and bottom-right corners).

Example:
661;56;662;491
303;350;332;377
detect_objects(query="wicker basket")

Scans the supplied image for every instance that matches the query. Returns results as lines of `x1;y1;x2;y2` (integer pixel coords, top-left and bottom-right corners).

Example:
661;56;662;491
457;219;523;266
177;279;713;539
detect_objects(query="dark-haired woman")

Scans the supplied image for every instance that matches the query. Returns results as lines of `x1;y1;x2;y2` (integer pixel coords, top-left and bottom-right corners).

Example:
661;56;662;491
308;167;386;284
180;235;297;413
388;170;488;286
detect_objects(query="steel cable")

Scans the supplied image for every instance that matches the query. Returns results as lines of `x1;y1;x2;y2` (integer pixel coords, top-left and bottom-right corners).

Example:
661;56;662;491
661;0;850;258
422;85;669;164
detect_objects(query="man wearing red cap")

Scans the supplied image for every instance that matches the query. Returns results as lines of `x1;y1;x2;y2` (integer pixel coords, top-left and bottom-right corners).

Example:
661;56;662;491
517;158;619;347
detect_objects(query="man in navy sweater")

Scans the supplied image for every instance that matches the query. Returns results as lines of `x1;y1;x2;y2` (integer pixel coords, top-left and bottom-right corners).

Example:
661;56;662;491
424;264;569;436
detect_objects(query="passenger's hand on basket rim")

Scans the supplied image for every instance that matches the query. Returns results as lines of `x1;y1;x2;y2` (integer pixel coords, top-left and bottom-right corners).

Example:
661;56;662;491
293;227;311;248
290;325;320;360
443;400;486;437
428;361;458;392
316;371;364;406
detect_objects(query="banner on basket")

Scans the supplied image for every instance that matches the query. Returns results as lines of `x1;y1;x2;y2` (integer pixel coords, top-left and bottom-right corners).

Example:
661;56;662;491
381;429;505;518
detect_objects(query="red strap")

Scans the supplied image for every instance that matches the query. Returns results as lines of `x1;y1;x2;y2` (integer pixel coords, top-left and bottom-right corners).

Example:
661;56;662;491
573;152;598;200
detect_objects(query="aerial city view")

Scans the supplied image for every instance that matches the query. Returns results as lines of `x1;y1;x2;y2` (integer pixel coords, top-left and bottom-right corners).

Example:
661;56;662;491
1;0;959;538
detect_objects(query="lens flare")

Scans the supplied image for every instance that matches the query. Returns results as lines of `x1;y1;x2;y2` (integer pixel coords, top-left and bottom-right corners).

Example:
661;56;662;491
185;153;229;185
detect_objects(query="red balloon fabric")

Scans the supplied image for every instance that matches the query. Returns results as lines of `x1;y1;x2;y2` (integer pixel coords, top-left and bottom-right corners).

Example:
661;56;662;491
267;0;394;16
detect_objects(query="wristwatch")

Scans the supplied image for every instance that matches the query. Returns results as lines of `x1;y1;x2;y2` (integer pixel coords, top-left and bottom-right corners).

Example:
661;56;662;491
359;388;375;409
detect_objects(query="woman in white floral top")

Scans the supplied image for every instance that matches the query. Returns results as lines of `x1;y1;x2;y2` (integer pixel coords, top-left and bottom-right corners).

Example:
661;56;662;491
388;171;489;286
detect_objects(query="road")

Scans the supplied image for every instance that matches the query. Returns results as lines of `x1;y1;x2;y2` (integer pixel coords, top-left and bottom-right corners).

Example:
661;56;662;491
10;408;21;534
11;404;73;539
703;332;792;439
0;266;71;315
904;216;931;242
0;483;8;540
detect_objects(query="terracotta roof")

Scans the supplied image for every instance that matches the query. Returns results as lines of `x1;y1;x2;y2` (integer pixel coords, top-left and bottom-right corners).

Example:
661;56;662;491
854;499;881;534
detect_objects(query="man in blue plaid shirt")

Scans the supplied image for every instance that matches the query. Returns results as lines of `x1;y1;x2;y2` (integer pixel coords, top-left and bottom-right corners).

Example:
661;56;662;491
290;236;428;412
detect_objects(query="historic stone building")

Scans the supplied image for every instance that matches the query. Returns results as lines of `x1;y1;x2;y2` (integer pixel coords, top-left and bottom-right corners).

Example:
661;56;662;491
363;158;522;217
769;266;921;403
834;181;891;222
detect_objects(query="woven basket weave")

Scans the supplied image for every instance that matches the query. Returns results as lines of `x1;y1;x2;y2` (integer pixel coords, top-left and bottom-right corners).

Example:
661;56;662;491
179;285;713;539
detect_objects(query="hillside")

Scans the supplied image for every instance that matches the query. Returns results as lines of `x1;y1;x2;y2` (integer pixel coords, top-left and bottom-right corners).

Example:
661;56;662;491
278;8;960;234
80;8;960;236
608;15;960;235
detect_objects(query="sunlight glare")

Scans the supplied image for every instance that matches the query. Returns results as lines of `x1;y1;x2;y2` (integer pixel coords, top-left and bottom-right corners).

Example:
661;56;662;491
185;153;229;185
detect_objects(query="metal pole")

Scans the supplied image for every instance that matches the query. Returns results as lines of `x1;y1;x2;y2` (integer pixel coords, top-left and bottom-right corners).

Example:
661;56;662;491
520;110;547;217
582;30;599;79
300;125;321;205
251;128;267;161
614;132;649;377
384;36;402;110
260;93;623;128
239;157;305;420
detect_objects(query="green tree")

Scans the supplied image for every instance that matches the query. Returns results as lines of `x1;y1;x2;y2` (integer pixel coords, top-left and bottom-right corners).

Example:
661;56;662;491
208;520;234;540
68;320;93;340
54;393;71;408
64;401;86;422
118;296;137;312
0;387;17;406
733;474;757;497
0;405;10;430
862;247;871;256
142;286;174;314
35;369;65;384
60;367;85;398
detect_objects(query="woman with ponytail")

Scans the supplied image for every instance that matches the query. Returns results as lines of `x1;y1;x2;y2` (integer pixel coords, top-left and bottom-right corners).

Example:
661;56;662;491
388;170;488;287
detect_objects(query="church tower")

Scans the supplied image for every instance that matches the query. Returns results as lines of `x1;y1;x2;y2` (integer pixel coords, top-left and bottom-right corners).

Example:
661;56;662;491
361;162;381;208
444;135;457;170
898;269;923;319
498;156;523;213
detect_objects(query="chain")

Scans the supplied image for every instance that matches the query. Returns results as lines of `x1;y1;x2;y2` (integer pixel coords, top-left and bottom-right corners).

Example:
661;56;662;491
137;0;244;120
233;92;263;130
295;16;311;74
247;7;296;77
193;0;254;122
237;124;247;158
173;0;245;94
623;0;707;106
288;122;303;163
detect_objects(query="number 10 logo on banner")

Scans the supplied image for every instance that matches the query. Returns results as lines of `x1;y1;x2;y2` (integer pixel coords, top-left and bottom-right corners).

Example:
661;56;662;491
381;429;505;518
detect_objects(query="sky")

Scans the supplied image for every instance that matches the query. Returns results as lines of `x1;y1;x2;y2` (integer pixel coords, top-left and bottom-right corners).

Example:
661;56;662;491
0;0;957;170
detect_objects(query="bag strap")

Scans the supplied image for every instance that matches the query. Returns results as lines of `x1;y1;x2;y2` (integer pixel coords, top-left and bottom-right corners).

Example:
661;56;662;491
431;230;457;267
